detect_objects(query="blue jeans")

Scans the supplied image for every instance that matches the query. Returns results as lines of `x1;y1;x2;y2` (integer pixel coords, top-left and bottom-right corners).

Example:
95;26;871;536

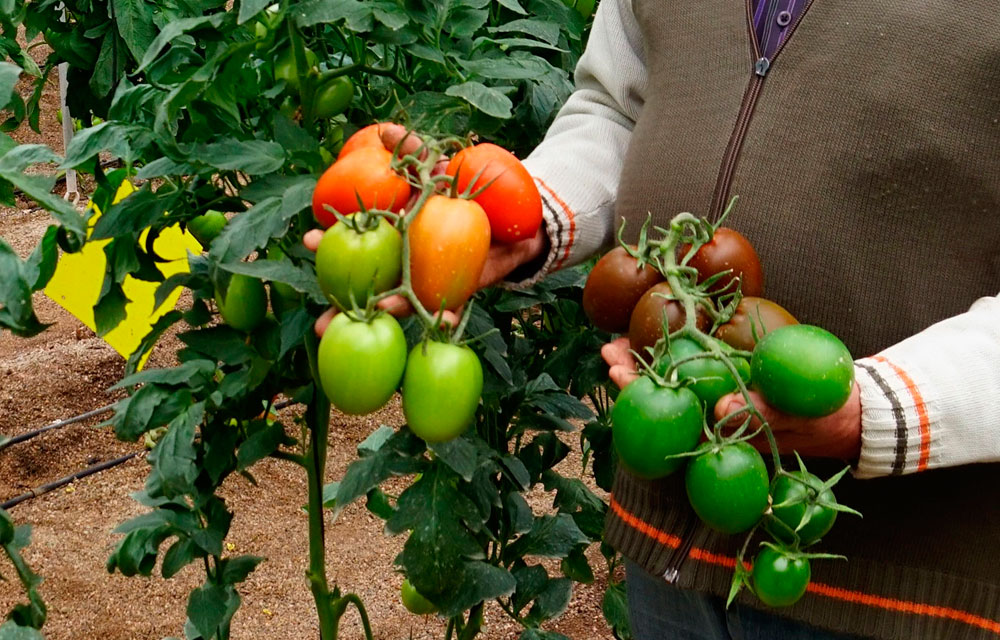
626;561;864;640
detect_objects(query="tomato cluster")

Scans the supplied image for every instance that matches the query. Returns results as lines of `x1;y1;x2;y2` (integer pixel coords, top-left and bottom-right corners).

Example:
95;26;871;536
584;213;858;608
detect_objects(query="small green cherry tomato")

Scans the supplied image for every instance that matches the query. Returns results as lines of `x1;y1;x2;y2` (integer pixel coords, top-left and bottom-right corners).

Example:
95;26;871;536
403;342;483;443
611;376;704;479
187;210;227;246
752;547;811;608
401;578;437;615
766;471;838;545
313;76;354;119
317;313;407;415
315;215;402;310
215;274;267;333
660;337;751;411
751;325;854;418
685;441;769;534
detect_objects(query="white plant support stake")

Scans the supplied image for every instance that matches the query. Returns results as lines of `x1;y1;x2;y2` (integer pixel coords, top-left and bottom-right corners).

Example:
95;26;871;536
58;61;77;201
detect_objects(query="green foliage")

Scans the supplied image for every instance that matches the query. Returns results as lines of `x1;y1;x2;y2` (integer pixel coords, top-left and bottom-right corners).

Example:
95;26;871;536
0;514;47;636
0;0;618;638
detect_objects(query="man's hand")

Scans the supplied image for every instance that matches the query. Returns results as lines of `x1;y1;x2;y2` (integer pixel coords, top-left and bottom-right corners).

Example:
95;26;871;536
599;336;863;462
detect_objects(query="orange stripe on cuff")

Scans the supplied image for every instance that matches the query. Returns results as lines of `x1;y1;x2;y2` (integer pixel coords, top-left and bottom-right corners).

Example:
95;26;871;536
609;494;1000;635
873;355;931;471
534;178;576;270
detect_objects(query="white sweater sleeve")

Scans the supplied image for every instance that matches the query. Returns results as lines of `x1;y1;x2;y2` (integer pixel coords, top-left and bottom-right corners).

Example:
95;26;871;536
853;294;1000;478
517;0;646;281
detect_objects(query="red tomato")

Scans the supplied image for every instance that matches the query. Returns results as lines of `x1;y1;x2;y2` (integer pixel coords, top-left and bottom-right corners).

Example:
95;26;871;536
409;195;491;311
445;143;542;244
337;123;386;160
583;247;664;333
628;282;710;357
312;146;412;227
683;228;764;297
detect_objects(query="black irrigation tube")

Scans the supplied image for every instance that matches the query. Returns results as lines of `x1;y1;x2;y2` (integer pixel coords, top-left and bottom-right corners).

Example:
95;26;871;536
1;398;301;509
1;452;141;510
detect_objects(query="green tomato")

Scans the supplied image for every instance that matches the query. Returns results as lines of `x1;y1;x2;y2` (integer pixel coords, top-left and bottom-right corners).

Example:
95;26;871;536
313;76;354;119
0;509;14;545
215;274;267;333
187;210;227;246
401;578;437;615
274;47;318;92
751;325;854;417
685;441;769;534
611;376;703;479
315;215;402;310
752;547;811;608
660;337;751;411
266;247;301;318
765;471;838;545
317;313;407;415
403;342;483;443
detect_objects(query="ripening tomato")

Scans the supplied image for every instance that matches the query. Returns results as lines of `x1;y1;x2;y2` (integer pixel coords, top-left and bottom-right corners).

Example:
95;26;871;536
611;376;704;479
400;579;437;615
752;547;811;608
315;215;402;309
685;441;769;534
317;313;407;415
750;325;854;418
313;76;354;119
715;297;798;351
628;283;710;358
403;341;483;442
215;274;267;333
409;195;491;311
445;143;542;243
312;146;412;226
683;228;764;297
583;247;664;333
338;123;386;160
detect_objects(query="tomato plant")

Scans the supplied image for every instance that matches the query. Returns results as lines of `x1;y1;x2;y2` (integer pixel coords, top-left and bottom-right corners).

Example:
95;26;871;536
401;578;438;615
751;546;811;608
611;376;703;479
312;147;412;226
402;341;483;443
751;324;854;417
408;195;491;312
315;214;402;310
583;247;664;333
445;143;543;243
215;274;268;333
318;313;407;415
683;227;764;297
685;441;769;534
715;296;797;351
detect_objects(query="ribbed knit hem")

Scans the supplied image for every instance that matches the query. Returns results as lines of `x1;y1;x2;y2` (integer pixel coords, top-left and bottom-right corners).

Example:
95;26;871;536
606;470;1000;640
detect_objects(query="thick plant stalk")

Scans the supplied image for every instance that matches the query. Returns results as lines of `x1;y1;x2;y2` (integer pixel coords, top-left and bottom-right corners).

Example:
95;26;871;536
305;331;337;639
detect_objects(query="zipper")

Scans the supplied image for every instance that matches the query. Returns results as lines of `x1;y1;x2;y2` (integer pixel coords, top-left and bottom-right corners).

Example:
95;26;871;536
707;0;818;221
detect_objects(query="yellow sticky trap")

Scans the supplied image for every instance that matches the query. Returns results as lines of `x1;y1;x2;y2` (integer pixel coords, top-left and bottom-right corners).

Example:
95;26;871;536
45;180;203;369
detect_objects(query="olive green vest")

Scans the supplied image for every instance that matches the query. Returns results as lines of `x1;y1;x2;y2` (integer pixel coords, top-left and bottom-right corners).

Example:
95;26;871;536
606;0;1000;637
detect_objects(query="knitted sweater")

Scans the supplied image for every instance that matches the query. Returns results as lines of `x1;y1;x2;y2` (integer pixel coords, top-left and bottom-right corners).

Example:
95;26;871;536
522;0;1000;637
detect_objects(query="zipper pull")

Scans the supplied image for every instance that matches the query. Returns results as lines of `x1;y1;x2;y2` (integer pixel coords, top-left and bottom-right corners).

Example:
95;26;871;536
754;57;771;77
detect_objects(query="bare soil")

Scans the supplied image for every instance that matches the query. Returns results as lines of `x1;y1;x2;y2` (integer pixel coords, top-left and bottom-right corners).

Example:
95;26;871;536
0;54;614;640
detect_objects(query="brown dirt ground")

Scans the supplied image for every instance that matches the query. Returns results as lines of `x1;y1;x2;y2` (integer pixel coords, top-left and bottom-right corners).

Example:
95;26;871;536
0;47;616;640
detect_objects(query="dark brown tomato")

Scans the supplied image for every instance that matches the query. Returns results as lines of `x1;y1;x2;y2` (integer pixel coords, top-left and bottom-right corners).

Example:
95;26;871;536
683;228;764;297
583;247;664;333
714;296;798;351
628;283;710;359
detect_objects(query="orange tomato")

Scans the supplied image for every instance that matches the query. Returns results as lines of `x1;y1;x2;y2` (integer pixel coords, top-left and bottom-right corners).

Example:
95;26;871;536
337;123;386;160
312;146;412;227
409;195;491;311
445;143;542;244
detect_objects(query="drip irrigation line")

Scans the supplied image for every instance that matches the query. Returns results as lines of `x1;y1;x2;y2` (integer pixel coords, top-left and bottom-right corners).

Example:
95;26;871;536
0;403;115;453
1;452;141;510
